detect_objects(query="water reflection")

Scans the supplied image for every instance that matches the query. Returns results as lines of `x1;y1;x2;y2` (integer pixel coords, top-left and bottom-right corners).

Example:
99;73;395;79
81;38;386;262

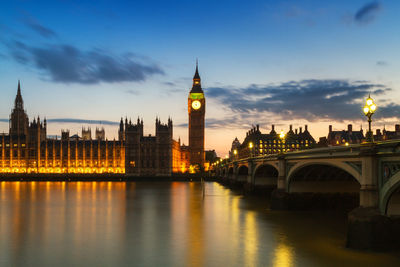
273;239;294;267
0;182;399;266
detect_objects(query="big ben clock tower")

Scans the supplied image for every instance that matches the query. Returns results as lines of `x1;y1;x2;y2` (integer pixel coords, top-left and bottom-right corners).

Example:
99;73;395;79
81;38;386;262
188;62;205;168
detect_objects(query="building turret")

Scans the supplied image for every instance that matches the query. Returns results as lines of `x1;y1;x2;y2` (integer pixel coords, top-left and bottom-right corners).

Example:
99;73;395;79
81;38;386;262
9;80;29;136
118;117;124;141
82;127;91;140
95;127;105;140
61;130;70;140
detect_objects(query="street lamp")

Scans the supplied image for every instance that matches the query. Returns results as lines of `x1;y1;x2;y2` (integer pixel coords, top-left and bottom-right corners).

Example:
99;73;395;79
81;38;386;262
363;94;377;143
233;149;238;160
279;130;286;153
248;142;253;158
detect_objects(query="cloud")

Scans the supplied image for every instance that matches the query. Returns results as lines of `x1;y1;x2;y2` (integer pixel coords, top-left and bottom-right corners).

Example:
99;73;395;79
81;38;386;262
354;1;381;25
126;89;140;95
9;41;164;84
376;60;387;66
51;118;120;126
47;118;119;125
23;18;57;38
0;118;119;125
207;79;399;122
163;82;176;86
175;114;270;130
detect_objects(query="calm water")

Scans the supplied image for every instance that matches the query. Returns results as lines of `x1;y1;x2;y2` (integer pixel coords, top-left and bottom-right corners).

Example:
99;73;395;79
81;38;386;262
0;181;399;267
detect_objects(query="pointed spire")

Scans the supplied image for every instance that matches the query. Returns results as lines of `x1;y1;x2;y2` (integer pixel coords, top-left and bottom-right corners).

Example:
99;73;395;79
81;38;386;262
14;80;24;109
190;60;203;93
17;80;21;95
193;59;200;80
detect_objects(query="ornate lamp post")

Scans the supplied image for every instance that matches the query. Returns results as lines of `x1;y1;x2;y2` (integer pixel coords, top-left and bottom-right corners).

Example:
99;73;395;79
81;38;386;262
363;94;377;143
279;130;286;153
233;149;238;160
248;142;253;158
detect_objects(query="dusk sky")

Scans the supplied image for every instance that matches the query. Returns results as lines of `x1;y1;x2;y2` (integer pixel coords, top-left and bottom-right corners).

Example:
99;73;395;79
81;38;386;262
1;0;400;157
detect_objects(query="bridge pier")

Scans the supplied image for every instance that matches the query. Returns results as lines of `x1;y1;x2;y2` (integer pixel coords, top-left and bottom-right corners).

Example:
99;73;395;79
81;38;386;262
243;160;255;193
270;156;290;209
347;144;392;250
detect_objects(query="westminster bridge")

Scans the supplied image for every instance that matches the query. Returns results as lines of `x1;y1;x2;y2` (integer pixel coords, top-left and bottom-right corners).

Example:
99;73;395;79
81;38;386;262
213;140;400;250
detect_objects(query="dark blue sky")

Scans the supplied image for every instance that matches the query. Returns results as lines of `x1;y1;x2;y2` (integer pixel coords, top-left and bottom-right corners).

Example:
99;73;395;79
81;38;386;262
0;0;399;156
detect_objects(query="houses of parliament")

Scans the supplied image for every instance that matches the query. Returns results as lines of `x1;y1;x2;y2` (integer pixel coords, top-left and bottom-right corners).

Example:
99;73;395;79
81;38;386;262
0;65;206;175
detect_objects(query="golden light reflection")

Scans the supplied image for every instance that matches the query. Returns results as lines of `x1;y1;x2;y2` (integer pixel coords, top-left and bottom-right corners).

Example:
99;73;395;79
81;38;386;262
244;211;258;267
187;182;204;267
273;240;294;267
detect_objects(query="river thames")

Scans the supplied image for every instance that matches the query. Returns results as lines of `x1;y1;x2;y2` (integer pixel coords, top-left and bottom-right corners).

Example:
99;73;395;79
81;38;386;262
0;181;399;266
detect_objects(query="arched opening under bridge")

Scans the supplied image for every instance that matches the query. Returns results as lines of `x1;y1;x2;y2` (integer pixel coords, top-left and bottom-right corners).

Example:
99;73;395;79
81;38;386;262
287;164;360;210
253;164;278;192
237;165;248;182
386;186;400;216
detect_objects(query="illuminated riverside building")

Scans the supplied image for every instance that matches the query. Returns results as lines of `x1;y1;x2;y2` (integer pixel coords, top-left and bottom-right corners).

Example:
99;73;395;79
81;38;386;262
230;124;316;159
325;124;364;146
0;81;190;175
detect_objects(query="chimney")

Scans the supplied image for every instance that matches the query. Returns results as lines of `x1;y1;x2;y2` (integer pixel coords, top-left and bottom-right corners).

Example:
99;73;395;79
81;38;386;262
348;124;352;133
256;124;259;131
305;125;308;132
272;124;275;131
329;125;332;133
295;129;298;134
299;127;303;133
290;125;293;131
396;124;400;132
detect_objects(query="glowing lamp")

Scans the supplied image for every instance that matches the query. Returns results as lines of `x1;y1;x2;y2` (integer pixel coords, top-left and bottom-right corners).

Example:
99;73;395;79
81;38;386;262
279;130;285;140
363;94;377;142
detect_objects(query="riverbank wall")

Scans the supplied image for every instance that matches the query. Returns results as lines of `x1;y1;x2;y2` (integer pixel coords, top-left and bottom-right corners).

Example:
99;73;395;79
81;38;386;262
0;173;216;182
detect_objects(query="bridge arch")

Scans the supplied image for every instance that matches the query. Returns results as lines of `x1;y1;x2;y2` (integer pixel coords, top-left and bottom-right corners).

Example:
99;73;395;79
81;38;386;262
380;172;400;215
237;165;249;182
253;163;279;188
253;162;278;175
287;160;361;186
287;162;361;194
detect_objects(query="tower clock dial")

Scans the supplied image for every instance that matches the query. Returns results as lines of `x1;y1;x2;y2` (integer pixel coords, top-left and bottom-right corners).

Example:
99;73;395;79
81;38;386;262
192;100;201;110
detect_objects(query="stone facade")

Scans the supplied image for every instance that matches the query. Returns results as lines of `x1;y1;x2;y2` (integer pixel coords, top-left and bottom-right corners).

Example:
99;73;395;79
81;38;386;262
0;81;190;175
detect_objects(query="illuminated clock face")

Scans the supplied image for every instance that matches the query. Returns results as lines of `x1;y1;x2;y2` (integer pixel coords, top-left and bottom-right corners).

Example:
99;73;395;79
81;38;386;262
192;100;201;110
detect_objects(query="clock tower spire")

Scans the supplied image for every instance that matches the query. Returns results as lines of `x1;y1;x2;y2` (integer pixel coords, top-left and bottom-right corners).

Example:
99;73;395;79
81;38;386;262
188;61;205;169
